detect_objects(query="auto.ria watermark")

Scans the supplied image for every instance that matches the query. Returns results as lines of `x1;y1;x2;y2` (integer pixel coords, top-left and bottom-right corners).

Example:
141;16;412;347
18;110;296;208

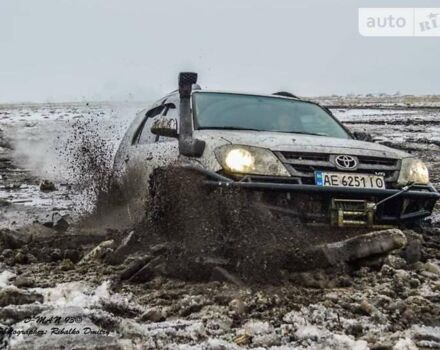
359;8;440;37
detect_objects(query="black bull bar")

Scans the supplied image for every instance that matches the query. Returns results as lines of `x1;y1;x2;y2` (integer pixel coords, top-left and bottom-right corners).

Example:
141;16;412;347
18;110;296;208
183;165;440;225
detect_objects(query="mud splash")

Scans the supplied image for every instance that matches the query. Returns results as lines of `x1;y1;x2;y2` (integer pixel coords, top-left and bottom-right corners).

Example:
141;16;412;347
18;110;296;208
62;118;115;212
109;166;378;284
54;116;144;232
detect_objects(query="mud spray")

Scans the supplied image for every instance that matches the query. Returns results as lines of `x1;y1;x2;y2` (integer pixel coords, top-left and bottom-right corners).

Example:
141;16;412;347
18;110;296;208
47;117;369;284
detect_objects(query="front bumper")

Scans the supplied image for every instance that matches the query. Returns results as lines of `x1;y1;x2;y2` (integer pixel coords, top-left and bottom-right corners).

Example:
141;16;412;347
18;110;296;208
185;165;440;226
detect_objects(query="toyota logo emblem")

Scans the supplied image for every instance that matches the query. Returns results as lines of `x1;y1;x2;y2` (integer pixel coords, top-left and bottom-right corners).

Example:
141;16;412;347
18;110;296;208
335;155;358;169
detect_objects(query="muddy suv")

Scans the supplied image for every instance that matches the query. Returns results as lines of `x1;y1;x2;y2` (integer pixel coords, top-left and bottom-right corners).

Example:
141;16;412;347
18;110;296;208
114;73;439;228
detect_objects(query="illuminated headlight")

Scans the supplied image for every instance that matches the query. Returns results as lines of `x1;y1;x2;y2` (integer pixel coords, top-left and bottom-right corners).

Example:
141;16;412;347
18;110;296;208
225;148;255;173
397;158;429;185
215;145;289;176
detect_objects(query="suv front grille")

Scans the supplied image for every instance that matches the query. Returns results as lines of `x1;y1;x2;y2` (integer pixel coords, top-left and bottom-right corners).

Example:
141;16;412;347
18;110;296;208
275;151;400;185
357;156;397;167
281;152;328;162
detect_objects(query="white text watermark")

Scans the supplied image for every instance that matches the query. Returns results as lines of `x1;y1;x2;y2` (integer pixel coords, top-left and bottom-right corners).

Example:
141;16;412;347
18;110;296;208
359;8;440;37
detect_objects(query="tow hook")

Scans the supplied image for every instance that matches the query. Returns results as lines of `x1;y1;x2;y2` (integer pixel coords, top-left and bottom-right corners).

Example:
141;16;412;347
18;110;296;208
370;184;414;211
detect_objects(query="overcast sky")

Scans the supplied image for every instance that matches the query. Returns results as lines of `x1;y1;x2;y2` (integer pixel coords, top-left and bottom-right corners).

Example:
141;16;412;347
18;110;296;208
1;0;439;102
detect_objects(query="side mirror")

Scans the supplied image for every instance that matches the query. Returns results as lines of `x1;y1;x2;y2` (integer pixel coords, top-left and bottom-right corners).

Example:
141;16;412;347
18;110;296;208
151;117;178;138
353;131;373;142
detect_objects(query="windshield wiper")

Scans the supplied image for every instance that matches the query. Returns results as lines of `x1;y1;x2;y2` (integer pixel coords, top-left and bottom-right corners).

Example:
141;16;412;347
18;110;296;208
198;126;264;132
272;130;328;137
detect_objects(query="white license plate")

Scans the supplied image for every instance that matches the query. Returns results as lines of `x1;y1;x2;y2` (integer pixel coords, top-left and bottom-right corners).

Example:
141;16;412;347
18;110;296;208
315;171;385;189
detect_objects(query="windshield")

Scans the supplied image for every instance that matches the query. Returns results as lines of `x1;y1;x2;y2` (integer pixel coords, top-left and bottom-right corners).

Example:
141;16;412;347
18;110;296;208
192;92;350;139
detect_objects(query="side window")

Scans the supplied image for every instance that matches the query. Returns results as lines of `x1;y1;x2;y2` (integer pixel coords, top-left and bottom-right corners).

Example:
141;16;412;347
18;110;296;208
138;118;159;144
158;104;178;143
162;103;176;117
132;106;164;145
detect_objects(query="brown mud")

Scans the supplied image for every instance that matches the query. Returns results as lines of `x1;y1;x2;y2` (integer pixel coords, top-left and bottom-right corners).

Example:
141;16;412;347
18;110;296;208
83;165;406;285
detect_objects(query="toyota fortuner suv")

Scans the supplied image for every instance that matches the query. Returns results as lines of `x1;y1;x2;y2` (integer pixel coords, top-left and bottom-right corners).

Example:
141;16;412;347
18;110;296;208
113;73;439;228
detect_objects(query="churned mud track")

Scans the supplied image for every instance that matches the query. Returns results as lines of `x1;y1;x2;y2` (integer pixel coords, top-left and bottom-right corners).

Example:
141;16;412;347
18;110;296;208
0;100;439;349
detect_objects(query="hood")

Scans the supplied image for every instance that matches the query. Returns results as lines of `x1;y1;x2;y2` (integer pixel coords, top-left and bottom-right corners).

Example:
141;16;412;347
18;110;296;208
194;129;410;159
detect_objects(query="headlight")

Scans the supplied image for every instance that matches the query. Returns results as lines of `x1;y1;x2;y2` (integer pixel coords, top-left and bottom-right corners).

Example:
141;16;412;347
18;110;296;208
215;145;290;176
397;158;429;185
225;148;255;173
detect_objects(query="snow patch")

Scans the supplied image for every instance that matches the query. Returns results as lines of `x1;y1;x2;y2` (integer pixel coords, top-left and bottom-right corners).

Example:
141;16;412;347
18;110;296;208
0;269;15;288
393;337;417;350
34;280;111;308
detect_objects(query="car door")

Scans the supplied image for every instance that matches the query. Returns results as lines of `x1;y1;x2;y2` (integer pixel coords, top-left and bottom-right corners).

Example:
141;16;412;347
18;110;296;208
126;103;179;191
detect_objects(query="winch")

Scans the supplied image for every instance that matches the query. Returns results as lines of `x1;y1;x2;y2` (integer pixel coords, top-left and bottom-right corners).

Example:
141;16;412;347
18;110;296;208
331;199;377;227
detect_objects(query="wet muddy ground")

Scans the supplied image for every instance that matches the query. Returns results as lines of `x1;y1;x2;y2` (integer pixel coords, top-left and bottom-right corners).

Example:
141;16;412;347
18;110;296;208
0;97;439;349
